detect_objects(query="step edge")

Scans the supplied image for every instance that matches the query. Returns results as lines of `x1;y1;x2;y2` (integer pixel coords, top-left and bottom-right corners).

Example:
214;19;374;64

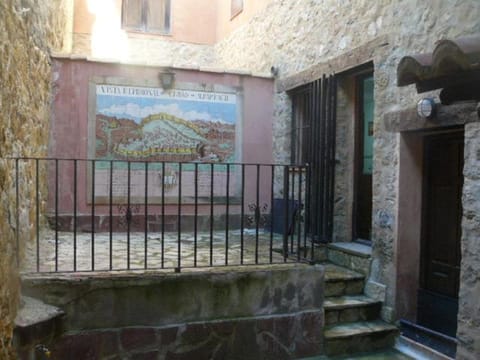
324;322;399;339
324;299;382;310
325;275;365;282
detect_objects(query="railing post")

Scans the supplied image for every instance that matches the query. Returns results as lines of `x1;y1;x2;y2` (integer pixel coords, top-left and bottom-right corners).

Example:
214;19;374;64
176;162;182;273
74;159;78;271
15;159;19;268
35;158;40;272
55;159;59;272
91;159;95;271
283;165;289;261
144;161;148;269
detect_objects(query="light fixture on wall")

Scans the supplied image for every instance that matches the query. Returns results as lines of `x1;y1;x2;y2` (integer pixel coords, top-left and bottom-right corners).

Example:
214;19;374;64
159;69;175;89
417;97;436;119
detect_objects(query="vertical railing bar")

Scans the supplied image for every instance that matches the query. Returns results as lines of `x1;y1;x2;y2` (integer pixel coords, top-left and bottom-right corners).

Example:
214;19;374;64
109;160;113;270
303;166;308;259
269;165;274;264
290;166;295;254
194;163;198;267
324;76;331;241
225;163;230;266
144;161;148;269
283;165;289;262
161;162;165;268
91;159;95;271
210;163;214;267
320;75;328;241
297;167;303;261
55;159;59;272
312;79;321;239
73;160;77;271
127;161;131;270
240;164;245;265
15;159;19;267
327;76;338;240
177;162;182;272
255;164;260;264
36;159;40;272
308;164;314;262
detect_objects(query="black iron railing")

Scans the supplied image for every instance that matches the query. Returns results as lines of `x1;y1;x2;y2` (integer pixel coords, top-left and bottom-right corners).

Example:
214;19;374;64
11;158;313;273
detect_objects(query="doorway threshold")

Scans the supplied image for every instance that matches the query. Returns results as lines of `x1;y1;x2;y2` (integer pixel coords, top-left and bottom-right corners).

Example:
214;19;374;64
399;319;457;358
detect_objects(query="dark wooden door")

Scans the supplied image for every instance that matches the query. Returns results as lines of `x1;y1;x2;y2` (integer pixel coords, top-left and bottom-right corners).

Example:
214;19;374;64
418;130;463;336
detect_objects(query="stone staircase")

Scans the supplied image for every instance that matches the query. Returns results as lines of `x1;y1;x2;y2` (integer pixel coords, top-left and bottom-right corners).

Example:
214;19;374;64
322;244;399;357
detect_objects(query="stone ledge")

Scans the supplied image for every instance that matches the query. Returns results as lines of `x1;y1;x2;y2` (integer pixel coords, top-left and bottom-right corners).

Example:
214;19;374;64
21;263;324;332
328;242;372;258
14;296;64;354
50;53;273;78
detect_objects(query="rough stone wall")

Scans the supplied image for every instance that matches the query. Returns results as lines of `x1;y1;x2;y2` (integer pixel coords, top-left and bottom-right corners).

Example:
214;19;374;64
457;121;480;360
332;79;354;242
0;0;69;357
72;33;215;67
214;0;480;322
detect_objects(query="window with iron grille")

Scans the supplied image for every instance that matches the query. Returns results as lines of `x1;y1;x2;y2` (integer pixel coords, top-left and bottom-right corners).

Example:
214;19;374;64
122;0;171;34
289;76;337;242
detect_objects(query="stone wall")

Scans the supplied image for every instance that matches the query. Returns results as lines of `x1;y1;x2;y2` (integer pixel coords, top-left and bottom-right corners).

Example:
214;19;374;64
214;0;480;323
0;0;69;357
457;120;480;360
72;33;215;68
21;264;324;359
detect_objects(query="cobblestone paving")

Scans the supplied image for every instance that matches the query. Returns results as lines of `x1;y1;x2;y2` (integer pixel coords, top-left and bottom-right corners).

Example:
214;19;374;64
21;229;305;273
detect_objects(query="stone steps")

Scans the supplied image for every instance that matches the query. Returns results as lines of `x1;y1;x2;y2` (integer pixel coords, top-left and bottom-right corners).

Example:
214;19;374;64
322;262;399;357
324;320;399;356
324;295;382;326
324;263;365;297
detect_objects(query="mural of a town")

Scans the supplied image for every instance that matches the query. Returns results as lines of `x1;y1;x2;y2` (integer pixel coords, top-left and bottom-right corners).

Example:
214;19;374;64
95;85;237;163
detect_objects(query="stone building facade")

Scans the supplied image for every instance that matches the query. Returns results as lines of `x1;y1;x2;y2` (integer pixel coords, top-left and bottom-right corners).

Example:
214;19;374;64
3;0;480;359
211;1;480;359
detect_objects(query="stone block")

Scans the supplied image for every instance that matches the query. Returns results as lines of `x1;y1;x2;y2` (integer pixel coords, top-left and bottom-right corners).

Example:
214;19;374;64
52;330;119;359
131;350;160;360
120;327;156;351
180;323;211;344
158;326;178;346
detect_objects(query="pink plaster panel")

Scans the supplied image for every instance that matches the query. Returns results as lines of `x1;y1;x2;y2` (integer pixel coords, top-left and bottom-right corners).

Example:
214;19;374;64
50;59;274;216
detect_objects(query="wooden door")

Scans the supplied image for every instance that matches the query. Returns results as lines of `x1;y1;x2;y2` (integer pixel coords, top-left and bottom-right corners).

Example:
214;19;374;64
418;130;463;336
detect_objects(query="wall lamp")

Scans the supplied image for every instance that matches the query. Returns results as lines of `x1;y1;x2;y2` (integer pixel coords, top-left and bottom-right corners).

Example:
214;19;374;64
159;70;175;89
417;97;436;119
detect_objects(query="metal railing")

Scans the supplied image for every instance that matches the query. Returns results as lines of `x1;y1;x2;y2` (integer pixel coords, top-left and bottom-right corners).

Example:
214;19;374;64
11;158;313;273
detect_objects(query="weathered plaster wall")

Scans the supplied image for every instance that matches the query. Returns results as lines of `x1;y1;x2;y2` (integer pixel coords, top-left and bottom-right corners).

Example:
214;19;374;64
49;58;274;222
213;0;480;326
0;0;69;357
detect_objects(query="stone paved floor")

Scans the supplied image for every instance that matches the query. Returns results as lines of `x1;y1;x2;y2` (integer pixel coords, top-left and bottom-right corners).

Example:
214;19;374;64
21;229;306;273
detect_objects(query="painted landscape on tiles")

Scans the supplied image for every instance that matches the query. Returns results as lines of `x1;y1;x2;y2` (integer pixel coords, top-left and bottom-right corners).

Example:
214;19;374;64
95;84;237;163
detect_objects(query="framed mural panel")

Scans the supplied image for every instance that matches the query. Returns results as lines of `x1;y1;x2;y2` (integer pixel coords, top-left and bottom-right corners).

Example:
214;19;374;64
87;78;242;204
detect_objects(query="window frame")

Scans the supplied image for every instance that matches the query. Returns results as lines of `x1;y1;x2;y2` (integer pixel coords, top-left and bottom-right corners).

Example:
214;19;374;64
231;0;244;19
121;0;171;35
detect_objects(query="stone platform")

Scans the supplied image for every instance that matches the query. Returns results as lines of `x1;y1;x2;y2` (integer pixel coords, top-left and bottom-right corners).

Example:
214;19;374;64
21;229;305;273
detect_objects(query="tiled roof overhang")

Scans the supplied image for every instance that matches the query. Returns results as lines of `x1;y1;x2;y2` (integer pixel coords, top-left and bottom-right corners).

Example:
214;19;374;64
397;35;480;93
